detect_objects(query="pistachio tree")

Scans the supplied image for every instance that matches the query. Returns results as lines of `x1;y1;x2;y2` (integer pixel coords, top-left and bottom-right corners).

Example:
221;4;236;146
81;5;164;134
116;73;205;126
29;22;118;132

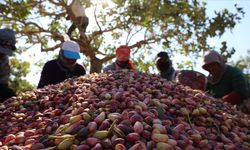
0;0;244;74
229;50;250;80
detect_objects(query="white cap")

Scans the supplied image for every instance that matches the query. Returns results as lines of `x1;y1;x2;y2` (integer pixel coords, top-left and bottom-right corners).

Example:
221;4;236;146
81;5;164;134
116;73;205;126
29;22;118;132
61;40;80;59
202;50;225;69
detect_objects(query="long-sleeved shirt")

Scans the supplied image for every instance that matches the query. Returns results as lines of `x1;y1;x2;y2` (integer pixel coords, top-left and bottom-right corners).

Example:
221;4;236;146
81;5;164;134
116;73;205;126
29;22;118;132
37;59;86;88
103;61;134;73
207;65;250;105
159;66;177;81
0;56;10;84
0;55;15;102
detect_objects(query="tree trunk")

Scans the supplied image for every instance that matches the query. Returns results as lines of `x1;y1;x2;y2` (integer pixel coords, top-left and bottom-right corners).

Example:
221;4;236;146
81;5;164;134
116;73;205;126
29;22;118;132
90;57;103;73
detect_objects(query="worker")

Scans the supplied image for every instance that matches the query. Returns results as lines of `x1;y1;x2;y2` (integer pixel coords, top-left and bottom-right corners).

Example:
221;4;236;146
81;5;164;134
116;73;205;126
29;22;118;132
66;0;89;38
38;40;86;88
202;50;250;112
155;51;177;81
103;45;134;72
0;29;16;102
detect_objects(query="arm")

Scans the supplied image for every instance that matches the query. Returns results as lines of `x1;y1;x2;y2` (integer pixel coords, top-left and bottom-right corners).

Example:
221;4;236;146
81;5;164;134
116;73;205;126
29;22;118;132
103;63;115;73
223;68;249;105
37;62;52;88
76;64;86;76
222;91;242;105
0;56;10;84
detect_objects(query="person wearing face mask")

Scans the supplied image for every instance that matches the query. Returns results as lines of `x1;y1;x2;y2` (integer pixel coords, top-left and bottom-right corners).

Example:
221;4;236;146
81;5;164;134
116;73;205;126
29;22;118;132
0;29;17;102
155;51;177;81
202;50;250;113
155;51;207;91
37;40;86;88
103;45;134;72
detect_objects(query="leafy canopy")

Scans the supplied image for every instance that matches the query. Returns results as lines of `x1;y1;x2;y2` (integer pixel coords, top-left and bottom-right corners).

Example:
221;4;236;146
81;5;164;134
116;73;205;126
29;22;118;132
0;0;245;75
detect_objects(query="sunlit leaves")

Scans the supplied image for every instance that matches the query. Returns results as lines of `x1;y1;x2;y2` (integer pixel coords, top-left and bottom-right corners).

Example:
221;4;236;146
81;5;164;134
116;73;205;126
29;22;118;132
0;0;245;78
49;20;61;33
132;50;154;72
229;50;250;79
176;60;194;70
220;41;236;62
9;58;34;94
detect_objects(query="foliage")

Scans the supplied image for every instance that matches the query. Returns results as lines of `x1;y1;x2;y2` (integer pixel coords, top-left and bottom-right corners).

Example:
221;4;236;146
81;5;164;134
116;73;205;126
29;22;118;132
0;0;245;74
229;50;250;80
176;60;194;70
9;57;34;95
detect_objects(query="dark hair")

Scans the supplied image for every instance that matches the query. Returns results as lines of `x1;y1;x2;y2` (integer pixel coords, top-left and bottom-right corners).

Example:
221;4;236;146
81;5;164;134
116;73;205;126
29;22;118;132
156;51;169;59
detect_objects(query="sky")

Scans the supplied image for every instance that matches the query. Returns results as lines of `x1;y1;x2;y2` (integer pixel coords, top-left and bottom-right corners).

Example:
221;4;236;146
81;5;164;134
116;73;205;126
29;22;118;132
205;0;250;60
172;0;250;76
20;0;250;86
191;0;250;75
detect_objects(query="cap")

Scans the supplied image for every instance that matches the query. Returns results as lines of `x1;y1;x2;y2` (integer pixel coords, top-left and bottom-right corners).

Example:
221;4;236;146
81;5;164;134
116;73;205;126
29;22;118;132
0;29;16;55
61;40;81;59
155;51;170;63
202;50;225;69
156;51;169;59
116;45;130;61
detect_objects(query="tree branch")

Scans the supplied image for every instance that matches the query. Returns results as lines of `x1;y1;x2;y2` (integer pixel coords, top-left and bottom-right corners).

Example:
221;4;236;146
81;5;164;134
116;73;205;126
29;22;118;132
99;37;161;64
41;43;61;52
100;54;115;63
94;4;102;32
47;0;63;6
89;26;120;44
126;25;134;44
130;37;160;49
127;26;144;45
